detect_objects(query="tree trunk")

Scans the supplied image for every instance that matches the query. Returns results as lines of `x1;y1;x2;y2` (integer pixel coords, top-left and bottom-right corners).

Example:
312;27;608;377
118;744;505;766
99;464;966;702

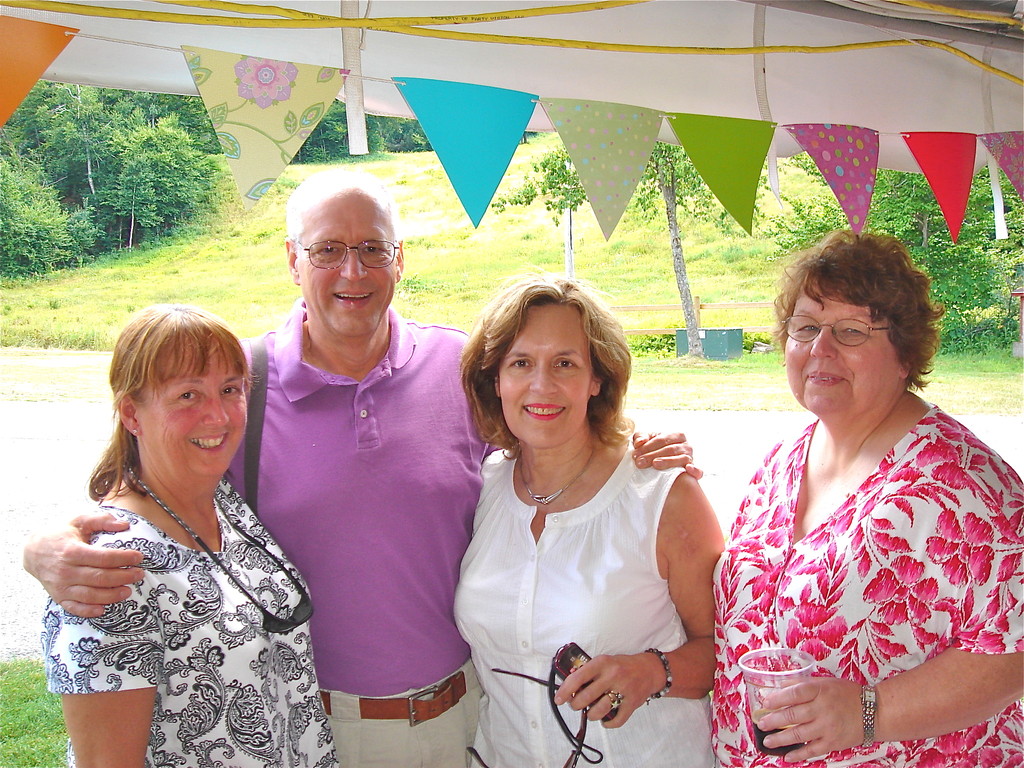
128;184;136;249
72;85;97;197
657;158;703;357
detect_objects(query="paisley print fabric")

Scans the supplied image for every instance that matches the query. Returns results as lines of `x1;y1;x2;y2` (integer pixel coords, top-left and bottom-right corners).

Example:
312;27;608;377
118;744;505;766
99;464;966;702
713;406;1023;767
43;480;336;768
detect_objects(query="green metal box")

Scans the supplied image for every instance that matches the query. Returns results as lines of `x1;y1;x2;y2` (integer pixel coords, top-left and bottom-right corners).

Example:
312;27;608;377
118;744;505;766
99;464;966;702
675;328;744;360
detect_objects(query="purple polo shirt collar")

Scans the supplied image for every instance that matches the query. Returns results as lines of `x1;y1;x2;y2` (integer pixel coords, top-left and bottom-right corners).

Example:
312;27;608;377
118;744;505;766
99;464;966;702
276;299;414;397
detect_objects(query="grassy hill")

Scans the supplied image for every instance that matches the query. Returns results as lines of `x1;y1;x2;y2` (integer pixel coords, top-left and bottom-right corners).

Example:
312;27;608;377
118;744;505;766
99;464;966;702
1;134;1020;414
1;132;784;348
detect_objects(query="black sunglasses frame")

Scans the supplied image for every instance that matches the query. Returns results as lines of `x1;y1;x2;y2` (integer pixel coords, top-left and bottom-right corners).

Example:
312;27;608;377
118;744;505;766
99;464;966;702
220;515;314;634
468;653;605;768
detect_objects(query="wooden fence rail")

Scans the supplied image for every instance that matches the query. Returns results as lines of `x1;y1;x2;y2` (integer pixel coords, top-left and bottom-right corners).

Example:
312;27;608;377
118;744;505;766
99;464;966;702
611;299;774;335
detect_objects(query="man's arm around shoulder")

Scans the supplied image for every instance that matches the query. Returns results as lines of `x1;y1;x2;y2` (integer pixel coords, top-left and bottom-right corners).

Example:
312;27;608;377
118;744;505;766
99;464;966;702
24;512;144;618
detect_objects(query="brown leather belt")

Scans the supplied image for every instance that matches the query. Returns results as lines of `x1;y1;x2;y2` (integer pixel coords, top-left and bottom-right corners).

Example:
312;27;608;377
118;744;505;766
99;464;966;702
320;670;467;726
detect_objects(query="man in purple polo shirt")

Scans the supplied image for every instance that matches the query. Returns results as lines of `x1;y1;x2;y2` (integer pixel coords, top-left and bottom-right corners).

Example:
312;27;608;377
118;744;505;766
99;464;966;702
25;169;694;767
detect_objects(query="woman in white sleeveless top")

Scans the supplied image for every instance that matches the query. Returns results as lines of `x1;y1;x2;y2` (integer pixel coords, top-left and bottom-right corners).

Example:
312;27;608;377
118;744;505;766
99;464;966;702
455;276;722;768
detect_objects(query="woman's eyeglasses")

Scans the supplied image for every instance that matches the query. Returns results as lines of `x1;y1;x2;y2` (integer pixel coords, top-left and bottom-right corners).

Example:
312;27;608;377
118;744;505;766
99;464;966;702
785;315;891;347
222;516;313;634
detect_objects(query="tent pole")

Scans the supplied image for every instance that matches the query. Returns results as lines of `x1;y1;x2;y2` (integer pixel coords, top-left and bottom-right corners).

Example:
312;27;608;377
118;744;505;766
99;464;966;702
342;0;369;155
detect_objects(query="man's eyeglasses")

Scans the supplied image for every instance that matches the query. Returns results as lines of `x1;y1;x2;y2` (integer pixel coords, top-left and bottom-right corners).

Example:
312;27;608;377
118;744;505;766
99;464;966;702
785;316;891;347
301;240;398;270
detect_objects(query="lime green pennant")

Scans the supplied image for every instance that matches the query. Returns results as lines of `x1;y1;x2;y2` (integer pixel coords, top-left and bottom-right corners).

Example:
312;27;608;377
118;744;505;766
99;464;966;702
666;113;776;233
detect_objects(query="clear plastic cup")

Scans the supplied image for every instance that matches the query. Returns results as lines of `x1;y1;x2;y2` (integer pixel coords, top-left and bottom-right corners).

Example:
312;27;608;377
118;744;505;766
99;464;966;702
738;647;815;756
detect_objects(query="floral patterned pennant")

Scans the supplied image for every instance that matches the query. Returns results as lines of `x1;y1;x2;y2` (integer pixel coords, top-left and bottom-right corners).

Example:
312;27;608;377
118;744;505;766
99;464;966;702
784;124;878;233
541;99;662;240
978;131;1024;201
182;46;345;208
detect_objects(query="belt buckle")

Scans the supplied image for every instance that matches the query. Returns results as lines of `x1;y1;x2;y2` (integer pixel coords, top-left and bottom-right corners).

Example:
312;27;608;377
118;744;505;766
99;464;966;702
407;680;443;726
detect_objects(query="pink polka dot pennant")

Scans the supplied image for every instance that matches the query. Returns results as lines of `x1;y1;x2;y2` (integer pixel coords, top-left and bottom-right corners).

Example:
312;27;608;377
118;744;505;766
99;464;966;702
979;131;1024;201
784;124;879;233
542;98;662;239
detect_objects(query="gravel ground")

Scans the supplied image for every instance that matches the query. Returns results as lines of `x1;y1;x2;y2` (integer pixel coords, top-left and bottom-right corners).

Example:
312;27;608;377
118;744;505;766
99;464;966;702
3;402;1020;662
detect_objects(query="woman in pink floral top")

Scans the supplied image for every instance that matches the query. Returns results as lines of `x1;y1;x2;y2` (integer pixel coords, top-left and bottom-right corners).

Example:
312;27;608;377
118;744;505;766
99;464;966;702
713;231;1022;767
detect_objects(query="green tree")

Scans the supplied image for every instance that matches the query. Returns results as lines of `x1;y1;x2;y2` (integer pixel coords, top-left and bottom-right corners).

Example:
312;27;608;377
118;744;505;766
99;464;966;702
100;116;220;247
494;143;720;356
0;155;96;277
765;157;1024;352
493;147;586;223
634;144;725;357
294;100;431;162
369;114;431;153
4;82;112;208
294;100;350;163
106;91;219;154
3;82;225;252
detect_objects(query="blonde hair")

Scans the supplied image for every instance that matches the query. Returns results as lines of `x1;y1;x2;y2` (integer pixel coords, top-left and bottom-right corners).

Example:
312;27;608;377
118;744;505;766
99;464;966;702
89;305;247;501
461;275;633;457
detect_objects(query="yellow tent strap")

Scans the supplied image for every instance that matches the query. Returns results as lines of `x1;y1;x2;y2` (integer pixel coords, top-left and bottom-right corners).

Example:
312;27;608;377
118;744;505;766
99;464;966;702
1;0;1019;86
7;0;653;26
885;0;1023;29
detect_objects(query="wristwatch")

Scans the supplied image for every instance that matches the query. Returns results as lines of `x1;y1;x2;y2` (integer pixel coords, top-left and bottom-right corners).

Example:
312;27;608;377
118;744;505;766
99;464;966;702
860;685;877;747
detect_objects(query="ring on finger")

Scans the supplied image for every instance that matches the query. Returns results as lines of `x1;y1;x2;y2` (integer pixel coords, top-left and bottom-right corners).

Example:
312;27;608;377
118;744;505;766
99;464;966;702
606;690;623;709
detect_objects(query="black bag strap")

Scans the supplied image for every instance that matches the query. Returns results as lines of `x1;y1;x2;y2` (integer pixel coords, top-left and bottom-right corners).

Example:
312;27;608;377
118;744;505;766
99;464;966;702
245;336;269;515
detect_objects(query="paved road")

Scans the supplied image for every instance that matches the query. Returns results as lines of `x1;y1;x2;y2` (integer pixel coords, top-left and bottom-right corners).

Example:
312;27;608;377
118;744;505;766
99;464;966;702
2;401;1020;661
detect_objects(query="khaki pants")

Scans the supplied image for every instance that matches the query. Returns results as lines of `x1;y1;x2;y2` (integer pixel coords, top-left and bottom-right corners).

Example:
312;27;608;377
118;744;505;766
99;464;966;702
323;661;481;768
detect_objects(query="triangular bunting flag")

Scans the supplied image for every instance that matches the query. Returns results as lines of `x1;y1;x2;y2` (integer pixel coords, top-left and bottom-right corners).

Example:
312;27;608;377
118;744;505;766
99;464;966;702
541;99;662;239
183;47;345;208
784;124;878;233
979;131;1024;201
0;16;78;127
666;113;775;233
902;132;978;243
396;77;537;227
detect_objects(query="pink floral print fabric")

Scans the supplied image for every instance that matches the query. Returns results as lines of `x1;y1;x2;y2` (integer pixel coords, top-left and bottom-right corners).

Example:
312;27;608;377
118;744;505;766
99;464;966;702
713;406;1023;767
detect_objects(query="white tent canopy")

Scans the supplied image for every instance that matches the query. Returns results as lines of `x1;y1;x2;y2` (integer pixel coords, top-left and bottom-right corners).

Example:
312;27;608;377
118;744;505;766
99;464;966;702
3;0;1022;172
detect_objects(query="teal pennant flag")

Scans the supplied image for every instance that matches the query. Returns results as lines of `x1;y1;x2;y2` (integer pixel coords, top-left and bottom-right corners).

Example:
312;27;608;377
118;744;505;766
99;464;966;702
667;113;776;233
396;77;538;227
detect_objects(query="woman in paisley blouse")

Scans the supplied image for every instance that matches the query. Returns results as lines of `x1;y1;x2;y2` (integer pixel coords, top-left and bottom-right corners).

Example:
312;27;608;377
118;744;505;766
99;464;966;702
42;305;336;768
713;230;1022;767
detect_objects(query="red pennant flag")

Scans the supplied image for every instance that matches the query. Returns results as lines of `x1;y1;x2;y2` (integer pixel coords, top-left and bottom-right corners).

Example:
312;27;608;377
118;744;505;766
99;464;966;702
902;132;978;243
0;16;78;127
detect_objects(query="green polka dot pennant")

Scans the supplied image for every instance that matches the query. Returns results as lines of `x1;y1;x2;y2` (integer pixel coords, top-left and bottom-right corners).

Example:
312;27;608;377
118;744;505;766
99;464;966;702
542;98;662;240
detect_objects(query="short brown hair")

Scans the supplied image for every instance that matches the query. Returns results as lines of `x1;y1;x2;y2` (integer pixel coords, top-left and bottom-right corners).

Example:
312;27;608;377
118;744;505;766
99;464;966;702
774;230;943;390
89;305;248;501
461;275;633;456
